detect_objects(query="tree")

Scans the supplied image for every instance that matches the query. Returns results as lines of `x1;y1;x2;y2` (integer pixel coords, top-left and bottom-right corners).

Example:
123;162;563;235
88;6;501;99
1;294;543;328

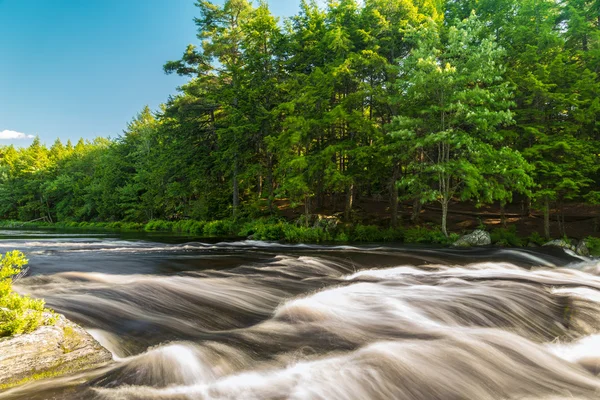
391;14;531;236
165;0;255;218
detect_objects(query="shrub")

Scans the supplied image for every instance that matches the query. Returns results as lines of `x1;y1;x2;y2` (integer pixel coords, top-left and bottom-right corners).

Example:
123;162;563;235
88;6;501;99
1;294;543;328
490;226;524;247
204;220;236;237
251;223;286;241
0;251;48;337
282;224;331;243
404;226;458;245
173;220;206;235
527;231;546;246
120;222;145;231
348;225;403;242
351;225;382;242
144;220;173;232
335;232;350;242
587;236;600;257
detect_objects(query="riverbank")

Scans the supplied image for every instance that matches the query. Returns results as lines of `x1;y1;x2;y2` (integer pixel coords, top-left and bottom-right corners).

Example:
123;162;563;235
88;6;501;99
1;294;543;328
0;313;112;390
0;250;112;389
1;218;599;254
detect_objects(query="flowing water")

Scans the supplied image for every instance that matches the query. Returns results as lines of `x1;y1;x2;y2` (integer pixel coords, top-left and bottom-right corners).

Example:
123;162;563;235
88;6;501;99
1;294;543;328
1;229;600;400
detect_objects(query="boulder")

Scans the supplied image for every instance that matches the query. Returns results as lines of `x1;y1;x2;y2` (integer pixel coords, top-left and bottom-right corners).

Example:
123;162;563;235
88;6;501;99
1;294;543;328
576;240;590;257
543;238;576;251
542;238;591;257
0;313;112;388
452;230;491;247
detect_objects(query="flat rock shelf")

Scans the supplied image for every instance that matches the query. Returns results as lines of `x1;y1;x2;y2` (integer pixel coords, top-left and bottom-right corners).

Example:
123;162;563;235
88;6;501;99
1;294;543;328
0;313;112;389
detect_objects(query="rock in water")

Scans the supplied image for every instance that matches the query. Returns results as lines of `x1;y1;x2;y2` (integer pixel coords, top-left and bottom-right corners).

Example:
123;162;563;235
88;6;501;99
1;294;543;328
543;239;577;253
576;240;590;257
453;230;492;247
0;313;112;388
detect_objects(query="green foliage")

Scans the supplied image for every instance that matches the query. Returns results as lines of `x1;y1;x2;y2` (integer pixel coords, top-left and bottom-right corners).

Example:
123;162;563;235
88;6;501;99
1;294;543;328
282;224;332;243
239;220;287;241
391;13;533;237
490;226;524;247
144;220;174;232
351;225;404;242
172;220;206;235
527;232;547;246
203;220;237;237
0;0;598;242
586;237;600;257
0;251;47;337
403;227;459;245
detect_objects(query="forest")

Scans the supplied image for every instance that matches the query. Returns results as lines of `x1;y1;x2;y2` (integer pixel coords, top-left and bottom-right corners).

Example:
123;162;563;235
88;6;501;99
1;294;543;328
0;0;599;241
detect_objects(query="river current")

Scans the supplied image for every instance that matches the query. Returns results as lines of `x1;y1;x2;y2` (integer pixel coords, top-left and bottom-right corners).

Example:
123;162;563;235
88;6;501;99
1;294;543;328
1;229;600;399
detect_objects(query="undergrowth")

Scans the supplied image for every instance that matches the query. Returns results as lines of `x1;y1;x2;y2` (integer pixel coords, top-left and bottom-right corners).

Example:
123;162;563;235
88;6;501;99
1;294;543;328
587;236;600;257
3;218;595;249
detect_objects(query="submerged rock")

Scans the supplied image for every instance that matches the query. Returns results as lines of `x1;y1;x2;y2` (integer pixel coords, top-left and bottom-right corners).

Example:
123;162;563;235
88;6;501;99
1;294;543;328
453;230;492;247
0;313;112;388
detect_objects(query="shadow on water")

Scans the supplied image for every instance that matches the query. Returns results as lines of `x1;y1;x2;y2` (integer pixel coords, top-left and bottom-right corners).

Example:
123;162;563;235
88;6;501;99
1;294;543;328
1;228;599;399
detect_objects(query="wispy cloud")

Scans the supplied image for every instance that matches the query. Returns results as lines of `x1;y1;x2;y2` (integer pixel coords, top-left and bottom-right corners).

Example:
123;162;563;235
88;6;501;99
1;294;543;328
0;130;35;140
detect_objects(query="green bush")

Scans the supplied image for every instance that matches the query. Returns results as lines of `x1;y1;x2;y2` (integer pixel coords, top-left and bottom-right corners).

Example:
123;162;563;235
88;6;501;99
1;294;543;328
0;251;48;337
348;225;404;242
144;220;174;232
404;226;458;245
204;219;236;237
351;225;381;242
335;232;350;242
527;231;546;246
282;224;331;243
587;236;600;257
252;223;286;241
173;220;206;235
120;222;145;231
490;226;524;247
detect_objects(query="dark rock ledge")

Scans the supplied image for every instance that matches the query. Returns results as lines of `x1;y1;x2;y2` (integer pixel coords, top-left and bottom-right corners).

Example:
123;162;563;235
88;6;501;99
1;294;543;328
0;313;112;390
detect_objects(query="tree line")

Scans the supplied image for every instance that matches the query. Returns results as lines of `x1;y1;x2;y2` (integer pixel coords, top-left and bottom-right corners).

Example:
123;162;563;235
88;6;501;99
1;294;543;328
1;0;599;237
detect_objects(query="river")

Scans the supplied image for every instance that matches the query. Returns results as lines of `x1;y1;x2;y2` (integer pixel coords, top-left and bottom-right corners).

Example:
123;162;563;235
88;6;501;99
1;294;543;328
1;229;600;399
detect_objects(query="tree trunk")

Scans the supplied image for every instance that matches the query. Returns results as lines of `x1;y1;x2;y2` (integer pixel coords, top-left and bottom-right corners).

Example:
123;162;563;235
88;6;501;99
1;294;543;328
390;162;400;227
441;200;449;237
232;158;239;217
304;193;310;227
500;203;507;228
345;183;354;221
390;190;399;228
411;198;421;224
558;203;566;237
544;197;551;239
265;154;275;214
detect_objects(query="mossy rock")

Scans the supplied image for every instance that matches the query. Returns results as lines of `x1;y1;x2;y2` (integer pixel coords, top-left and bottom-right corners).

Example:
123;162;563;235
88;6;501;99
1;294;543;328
0;313;112;390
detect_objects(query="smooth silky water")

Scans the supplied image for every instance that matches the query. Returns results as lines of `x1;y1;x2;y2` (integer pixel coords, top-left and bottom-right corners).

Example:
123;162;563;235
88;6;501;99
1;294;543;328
1;229;599;399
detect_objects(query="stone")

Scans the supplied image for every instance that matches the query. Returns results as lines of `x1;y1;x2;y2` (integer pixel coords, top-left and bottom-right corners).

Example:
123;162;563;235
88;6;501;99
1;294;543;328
543;239;577;252
0;313;112;388
452;230;492;247
576;240;590;257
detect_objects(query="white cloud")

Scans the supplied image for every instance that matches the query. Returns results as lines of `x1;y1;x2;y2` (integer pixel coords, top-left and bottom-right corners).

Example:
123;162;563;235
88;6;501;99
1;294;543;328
0;130;35;140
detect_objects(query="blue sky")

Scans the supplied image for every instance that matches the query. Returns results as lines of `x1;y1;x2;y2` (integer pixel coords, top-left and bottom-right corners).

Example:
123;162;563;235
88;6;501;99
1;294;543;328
0;0;303;147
